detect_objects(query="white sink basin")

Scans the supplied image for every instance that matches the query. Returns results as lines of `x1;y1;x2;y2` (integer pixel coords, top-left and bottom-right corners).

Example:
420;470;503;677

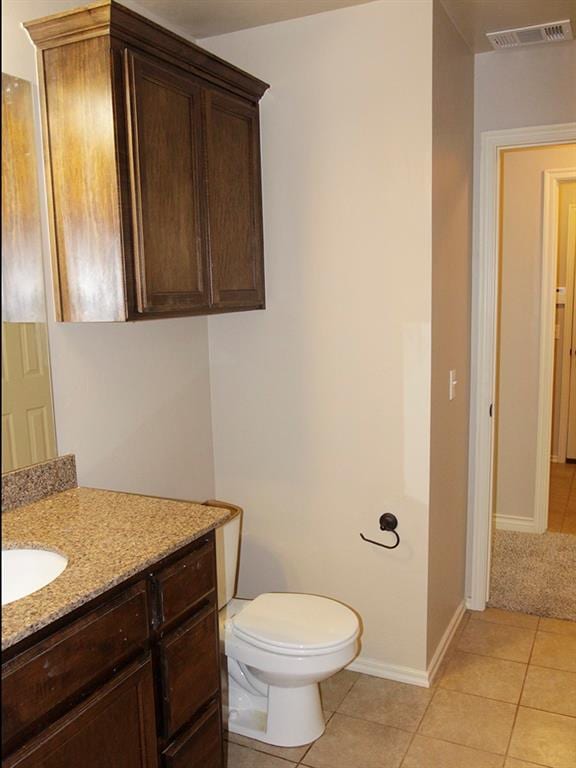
2;548;68;606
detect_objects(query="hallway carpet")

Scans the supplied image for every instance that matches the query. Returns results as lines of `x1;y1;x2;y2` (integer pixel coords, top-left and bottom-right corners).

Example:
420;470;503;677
489;530;576;621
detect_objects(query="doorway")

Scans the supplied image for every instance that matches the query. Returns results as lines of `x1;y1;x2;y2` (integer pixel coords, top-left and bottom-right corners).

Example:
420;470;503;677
549;195;576;533
467;123;576;613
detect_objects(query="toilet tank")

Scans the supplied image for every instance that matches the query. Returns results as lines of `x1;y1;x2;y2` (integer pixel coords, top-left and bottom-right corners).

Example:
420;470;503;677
214;506;242;610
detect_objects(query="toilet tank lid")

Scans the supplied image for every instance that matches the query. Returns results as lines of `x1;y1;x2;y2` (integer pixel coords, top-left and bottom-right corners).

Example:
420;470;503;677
231;593;359;651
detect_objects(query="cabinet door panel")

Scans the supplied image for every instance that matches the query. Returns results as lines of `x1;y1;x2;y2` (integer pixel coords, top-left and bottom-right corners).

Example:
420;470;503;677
2;582;149;750
4;658;158;768
205;91;265;310
126;51;209;314
163;700;222;768
160;606;219;738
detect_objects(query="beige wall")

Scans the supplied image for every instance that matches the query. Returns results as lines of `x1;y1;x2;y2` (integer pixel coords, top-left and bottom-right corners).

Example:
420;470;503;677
3;0;475;675
203;0;435;672
552;182;576;458
496;145;576;524
427;0;473;663
2;0;216;500
474;42;576;136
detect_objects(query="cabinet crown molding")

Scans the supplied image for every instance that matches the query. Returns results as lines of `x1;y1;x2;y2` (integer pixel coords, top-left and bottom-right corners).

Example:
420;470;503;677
23;0;269;103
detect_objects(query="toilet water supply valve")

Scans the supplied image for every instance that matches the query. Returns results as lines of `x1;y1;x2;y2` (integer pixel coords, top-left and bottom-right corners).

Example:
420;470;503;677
360;513;400;550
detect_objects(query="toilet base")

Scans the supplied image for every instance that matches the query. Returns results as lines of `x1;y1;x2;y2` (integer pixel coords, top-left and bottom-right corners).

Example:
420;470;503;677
226;679;325;747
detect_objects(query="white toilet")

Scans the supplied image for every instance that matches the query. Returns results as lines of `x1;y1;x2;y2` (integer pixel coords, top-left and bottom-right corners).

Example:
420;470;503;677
215;508;360;748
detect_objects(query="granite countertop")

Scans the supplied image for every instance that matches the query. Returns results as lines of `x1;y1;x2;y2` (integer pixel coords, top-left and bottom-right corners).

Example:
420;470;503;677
1;487;231;651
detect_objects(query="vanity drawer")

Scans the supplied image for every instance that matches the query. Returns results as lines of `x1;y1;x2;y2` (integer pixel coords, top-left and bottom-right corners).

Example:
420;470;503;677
162;700;222;768
159;603;219;738
3;656;158;768
2;581;149;749
152;535;215;630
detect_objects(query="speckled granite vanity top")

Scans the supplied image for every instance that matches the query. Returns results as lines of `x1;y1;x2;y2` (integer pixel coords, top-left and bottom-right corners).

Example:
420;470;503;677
1;487;231;650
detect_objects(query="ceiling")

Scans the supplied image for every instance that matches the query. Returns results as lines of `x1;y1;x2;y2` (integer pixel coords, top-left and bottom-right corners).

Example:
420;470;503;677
125;0;377;39
441;0;576;53
126;0;576;49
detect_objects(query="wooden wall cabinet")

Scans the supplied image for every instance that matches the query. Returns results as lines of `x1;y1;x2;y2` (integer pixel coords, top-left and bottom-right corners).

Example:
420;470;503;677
2;533;223;768
24;0;268;322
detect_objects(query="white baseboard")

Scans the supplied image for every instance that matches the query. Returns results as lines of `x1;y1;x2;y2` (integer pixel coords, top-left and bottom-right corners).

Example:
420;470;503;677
347;657;429;688
347;601;466;689
426;601;466;686
495;514;543;533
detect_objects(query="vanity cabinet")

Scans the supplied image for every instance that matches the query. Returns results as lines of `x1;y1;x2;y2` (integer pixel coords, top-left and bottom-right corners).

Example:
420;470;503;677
1;532;223;767
3;659;158;768
24;0;268;322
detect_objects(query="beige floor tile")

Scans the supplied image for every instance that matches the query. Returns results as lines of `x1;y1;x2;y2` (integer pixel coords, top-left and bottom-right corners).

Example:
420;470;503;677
319;670;360;711
438;651;526;703
508;707;576;768
531;632;576;672
469;608;539;630
457;620;535;662
301;713;411;768
337;675;433;731
521;666;576;717
538;618;576;638
402;735;504;768
226;732;310;762
418;689;516;755
226;742;297;767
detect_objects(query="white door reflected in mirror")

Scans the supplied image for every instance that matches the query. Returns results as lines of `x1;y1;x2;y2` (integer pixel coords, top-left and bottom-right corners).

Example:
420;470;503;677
2;548;67;606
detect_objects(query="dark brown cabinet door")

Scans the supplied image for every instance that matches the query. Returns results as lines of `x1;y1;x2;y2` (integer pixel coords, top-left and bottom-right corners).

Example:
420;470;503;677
160;606;219;738
3;658;158;768
125;51;210;315
205;90;265;311
163;701;222;768
2;582;149;752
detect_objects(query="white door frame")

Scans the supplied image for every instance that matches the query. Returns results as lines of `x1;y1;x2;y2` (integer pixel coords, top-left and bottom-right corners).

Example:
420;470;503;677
467;123;576;611
535;168;576;518
558;202;576;462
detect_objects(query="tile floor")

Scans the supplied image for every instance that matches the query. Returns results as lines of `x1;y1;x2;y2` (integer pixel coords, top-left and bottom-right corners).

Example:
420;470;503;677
224;609;576;768
548;462;576;533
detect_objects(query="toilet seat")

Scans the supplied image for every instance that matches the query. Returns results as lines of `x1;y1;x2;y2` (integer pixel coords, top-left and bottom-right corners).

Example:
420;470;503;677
231;593;359;656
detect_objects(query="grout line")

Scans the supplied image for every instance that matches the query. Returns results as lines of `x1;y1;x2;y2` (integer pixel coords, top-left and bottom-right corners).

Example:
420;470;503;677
516;702;576;719
297;677;362;766
452;646;532;663
318;709;419;738
226;739;298;765
225;736;301;764
446;646;534;664
502;617;538;759
435;683;525;707
468;616;540;630
401;724;511;763
398;674;446;767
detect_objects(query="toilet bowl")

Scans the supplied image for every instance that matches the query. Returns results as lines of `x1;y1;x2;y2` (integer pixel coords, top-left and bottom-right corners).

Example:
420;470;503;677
215;508;360;747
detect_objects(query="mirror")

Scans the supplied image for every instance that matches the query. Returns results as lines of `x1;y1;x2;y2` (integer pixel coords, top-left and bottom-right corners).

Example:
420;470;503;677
2;72;57;472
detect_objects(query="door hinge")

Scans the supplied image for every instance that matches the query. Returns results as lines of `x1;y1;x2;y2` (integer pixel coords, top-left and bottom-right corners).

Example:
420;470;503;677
489;403;494;418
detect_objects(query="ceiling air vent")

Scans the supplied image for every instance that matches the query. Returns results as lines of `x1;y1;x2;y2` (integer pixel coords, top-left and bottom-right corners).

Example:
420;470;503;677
487;20;573;49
